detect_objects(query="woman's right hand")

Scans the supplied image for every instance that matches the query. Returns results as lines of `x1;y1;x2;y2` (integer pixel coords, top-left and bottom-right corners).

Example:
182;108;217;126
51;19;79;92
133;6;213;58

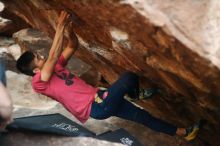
56;10;70;30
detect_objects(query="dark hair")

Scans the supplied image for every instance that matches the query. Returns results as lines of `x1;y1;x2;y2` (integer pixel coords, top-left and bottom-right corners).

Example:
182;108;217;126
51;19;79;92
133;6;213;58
16;51;35;76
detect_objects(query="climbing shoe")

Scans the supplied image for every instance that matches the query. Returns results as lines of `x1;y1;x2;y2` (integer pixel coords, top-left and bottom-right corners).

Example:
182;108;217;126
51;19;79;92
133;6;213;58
139;88;159;100
184;119;204;141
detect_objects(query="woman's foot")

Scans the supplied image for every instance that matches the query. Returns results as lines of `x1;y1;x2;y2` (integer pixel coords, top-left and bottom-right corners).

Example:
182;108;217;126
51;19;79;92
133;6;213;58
177;120;204;141
184;124;200;141
184;119;206;141
139;88;160;100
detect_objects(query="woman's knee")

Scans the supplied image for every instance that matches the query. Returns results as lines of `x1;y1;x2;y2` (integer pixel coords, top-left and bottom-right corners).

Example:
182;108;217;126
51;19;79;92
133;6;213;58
120;72;139;88
121;72;138;82
123;72;138;78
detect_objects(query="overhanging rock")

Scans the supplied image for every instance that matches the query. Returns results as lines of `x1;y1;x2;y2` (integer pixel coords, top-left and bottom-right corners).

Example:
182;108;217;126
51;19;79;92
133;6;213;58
1;1;220;145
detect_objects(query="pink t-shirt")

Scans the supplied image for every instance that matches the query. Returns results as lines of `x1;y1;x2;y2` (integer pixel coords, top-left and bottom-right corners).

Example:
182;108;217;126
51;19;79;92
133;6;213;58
32;55;98;123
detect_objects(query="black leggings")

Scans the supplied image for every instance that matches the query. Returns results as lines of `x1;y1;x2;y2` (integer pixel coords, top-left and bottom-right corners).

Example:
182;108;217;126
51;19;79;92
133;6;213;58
90;72;177;135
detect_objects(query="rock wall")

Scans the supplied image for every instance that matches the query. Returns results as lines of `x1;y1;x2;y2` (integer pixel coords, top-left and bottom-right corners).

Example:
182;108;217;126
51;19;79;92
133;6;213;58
1;0;220;145
0;3;30;36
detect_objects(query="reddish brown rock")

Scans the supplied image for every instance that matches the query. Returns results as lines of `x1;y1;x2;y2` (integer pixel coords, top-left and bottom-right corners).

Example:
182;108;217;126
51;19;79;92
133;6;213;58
0;8;30;36
1;1;220;146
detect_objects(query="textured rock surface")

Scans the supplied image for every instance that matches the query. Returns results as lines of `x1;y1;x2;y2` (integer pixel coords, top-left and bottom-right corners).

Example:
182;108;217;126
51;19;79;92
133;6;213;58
124;0;220;69
1;0;220;146
0;17;13;35
0;37;19;71
0;2;30;36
